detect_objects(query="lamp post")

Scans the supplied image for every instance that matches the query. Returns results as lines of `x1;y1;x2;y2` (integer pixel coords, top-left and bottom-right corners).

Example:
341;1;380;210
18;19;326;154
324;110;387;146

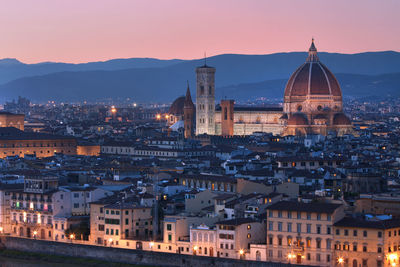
338;257;344;265
193;245;198;255
109;238;113;247
33;231;37;239
70;234;75;243
239;249;244;260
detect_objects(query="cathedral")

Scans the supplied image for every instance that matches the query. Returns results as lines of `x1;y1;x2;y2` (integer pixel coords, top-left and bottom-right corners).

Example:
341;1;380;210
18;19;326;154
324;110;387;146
168;39;352;137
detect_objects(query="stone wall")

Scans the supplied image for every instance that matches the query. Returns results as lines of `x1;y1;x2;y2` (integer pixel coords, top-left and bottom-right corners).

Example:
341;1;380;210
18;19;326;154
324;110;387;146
0;235;305;267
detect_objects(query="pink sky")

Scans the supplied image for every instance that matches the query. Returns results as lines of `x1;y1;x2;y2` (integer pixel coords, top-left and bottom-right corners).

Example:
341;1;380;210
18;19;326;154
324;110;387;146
0;0;399;64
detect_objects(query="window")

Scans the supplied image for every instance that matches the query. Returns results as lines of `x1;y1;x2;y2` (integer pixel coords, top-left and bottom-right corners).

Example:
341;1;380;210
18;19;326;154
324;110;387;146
378;247;382;253
73;203;79;208
278;211;282;218
378;231;382;238
317;213;321;220
168;234;172;241
297;223;302;233
297;212;301;219
317;225;321;234
288;212;292;219
336;229;340;235
307;213;311;220
353;244;357;251
316;239;321;249
344;229;348;236
125;219;129;225
307;224;311;233
327;226;331;235
268;210;273;217
327;255;331;262
247;234;251;239
247;225;251;230
363;230;367;237
278;222;282;231
287;223;292;232
316;253;321;262
278;237;282;246
99;225;104;231
327;214;331;221
307;253;311;260
353;230;358;237
269;237;273;245
167;224;172;231
363;246;367;252
268;222;273;231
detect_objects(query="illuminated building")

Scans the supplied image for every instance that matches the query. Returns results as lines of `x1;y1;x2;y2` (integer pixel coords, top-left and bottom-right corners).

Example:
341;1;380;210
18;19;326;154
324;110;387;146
0;127;77;158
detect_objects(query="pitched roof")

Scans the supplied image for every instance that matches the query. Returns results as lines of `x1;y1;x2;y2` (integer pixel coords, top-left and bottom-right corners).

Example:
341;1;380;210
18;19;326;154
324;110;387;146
334;217;400;229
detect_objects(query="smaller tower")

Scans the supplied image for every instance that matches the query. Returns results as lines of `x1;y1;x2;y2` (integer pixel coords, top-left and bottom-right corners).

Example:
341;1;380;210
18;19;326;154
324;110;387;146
184;82;195;139
220;100;234;136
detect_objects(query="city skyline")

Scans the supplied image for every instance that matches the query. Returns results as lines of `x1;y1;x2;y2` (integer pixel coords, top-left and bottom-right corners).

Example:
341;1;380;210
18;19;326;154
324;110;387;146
0;0;399;64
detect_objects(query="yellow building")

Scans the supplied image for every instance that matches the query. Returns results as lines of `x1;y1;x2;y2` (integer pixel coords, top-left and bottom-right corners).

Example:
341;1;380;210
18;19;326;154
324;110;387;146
334;217;400;267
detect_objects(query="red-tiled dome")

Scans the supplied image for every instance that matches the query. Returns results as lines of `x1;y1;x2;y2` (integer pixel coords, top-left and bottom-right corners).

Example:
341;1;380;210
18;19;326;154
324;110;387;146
287;113;309;125
284;40;342;99
169;96;185;115
333;113;351;125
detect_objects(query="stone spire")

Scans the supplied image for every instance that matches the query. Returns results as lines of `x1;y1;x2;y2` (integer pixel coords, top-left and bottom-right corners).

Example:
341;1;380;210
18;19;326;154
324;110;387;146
184;81;194;108
184;81;195;139
306;38;319;62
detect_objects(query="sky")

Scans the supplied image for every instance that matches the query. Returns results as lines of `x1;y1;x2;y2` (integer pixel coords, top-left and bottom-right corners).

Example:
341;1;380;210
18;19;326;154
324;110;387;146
0;0;399;64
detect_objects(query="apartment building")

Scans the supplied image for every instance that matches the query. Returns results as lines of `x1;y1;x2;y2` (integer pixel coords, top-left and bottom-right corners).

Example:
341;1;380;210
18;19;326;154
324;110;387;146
215;218;266;260
266;201;345;266
333;217;400;267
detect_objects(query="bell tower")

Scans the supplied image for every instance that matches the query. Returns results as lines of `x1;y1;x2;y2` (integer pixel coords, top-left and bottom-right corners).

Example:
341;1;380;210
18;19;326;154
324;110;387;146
196;62;216;135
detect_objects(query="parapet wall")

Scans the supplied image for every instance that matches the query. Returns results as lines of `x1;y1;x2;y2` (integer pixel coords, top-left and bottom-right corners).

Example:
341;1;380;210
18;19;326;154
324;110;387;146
0;235;304;267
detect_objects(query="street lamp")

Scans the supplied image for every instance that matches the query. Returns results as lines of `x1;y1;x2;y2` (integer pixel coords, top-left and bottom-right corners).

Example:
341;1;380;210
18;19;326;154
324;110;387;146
150;241;154;251
109;238;113;246
0;226;3;233
338;257;344;264
70;234;75;239
33;231;37;239
193;245;198;255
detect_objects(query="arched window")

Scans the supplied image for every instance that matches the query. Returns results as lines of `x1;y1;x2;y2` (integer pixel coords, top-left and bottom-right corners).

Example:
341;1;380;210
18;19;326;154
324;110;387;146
256;251;261;261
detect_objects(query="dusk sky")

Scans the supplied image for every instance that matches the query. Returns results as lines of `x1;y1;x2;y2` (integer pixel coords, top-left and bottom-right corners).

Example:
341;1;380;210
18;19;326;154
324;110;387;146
0;0;399;64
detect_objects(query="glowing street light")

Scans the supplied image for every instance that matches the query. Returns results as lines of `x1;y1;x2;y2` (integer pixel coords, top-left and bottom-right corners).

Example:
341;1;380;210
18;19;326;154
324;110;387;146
156;114;161;120
338;257;344;264
33;230;38;239
70;234;75;240
0;226;3;233
149;241;154;248
239;249;244;255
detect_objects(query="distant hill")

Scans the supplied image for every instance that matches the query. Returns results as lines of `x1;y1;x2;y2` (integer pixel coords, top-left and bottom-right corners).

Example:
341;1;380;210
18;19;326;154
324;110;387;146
0;51;399;102
0;58;184;84
219;72;400;101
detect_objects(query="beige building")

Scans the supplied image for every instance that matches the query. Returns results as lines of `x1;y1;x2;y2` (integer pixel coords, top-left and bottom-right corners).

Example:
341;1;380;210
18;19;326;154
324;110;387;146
90;201;152;246
190;224;217;257
185;189;218;214
215;218;266;260
333;217;400;267
266;201;345;266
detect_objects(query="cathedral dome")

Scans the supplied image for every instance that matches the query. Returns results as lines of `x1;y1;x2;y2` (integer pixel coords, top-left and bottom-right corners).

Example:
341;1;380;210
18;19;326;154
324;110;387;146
287;113;309;125
169;96;185;115
333;113;351;125
284;39;342;99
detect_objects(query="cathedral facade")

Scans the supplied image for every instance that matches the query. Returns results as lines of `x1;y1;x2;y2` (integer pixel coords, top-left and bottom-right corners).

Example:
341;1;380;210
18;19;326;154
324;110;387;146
169;40;352;137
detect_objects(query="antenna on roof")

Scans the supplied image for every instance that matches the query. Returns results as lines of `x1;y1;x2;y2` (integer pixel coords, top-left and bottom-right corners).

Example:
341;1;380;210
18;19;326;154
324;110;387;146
204;52;207;66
